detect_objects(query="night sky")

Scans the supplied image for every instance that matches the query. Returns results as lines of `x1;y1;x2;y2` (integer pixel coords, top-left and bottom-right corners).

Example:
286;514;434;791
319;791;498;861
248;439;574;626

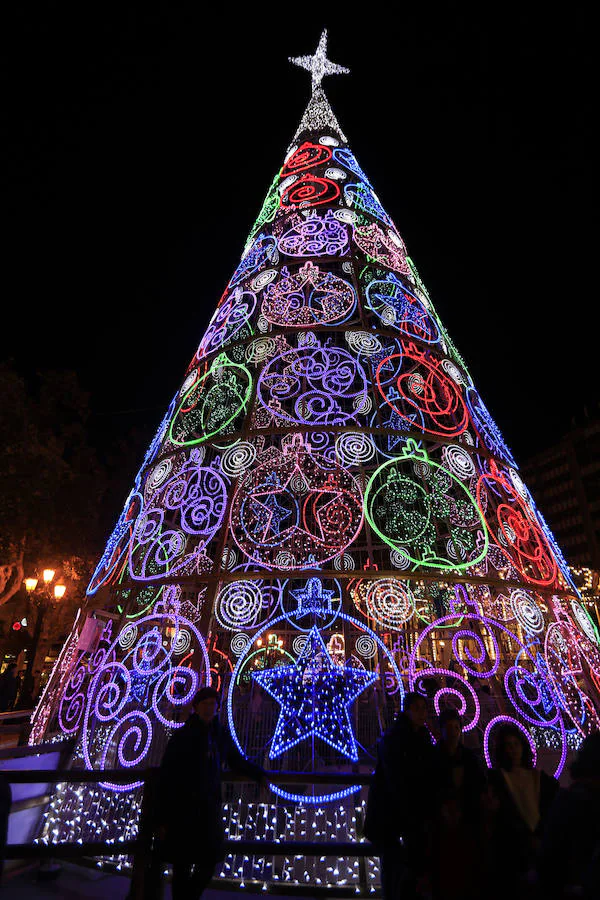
5;8;595;506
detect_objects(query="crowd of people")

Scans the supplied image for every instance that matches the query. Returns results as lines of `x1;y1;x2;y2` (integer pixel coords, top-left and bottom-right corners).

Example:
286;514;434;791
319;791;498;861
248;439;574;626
364;691;600;900
149;686;600;900
2;680;599;898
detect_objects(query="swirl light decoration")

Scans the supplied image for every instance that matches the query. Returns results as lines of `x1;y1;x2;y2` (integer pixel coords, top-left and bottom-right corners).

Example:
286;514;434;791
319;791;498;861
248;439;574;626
476;461;557;586
257;339;368;427
129;451;228;580
195;286;257;360
375;341;469;437
39;43;597;894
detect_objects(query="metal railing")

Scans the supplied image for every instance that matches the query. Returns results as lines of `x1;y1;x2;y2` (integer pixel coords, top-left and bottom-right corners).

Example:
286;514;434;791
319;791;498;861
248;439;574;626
1;765;377;898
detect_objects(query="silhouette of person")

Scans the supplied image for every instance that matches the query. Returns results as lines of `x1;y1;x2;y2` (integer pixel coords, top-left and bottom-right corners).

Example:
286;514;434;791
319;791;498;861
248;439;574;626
155;687;265;900
538;732;600;898
364;692;435;899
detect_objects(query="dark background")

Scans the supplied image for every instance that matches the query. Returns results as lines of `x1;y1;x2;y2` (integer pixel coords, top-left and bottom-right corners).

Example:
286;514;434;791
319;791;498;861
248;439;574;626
4;7;596;526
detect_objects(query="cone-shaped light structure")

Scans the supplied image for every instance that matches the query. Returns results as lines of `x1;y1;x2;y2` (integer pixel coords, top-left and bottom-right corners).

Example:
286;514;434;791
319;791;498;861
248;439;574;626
33;33;600;891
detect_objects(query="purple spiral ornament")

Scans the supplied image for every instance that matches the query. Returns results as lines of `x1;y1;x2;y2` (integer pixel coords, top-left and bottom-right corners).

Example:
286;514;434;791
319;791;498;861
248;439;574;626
257;340;368;427
278;210;348;258
130;455;227;581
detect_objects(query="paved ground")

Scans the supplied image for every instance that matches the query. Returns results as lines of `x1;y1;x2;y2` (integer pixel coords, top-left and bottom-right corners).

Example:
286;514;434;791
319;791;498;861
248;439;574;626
1;863;336;899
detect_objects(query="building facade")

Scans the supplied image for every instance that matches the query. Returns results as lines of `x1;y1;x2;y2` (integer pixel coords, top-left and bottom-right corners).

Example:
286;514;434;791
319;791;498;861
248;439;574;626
521;415;600;568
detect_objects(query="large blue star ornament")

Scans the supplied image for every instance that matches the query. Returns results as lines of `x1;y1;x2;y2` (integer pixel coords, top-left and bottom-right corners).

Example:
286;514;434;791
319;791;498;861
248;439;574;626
252;627;378;761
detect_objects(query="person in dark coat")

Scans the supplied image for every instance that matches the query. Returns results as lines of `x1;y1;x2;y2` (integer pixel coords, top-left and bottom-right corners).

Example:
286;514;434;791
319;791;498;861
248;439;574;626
487;722;558;899
364;691;435;900
155;686;265;900
0;664;19;712
538;731;600;899
430;708;487;900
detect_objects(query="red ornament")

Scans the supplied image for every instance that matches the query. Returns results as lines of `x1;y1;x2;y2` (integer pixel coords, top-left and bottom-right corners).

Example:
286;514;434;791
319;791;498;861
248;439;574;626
280;174;340;209
476;461;557;586
375;341;469;437
281;142;332;176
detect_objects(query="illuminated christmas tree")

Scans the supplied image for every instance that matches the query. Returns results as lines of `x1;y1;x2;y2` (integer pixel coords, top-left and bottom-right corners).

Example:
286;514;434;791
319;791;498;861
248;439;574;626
33;31;600;890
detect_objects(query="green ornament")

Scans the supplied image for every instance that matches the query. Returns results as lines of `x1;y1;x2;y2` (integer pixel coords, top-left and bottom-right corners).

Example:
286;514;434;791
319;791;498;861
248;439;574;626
364;439;488;571
170;354;252;447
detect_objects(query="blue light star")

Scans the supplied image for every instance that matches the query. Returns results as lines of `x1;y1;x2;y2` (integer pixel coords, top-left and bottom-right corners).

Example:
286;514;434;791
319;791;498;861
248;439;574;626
252;626;378;761
290;577;335;618
249;492;292;540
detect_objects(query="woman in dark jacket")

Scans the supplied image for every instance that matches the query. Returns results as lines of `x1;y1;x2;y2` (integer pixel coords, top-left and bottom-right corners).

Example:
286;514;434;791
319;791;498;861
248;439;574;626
430;708;487;900
487;723;558;899
364;692;435;900
156;687;265;900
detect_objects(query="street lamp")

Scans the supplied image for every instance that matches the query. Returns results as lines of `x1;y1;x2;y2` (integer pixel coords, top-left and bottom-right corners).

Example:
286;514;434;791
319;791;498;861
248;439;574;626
22;570;67;685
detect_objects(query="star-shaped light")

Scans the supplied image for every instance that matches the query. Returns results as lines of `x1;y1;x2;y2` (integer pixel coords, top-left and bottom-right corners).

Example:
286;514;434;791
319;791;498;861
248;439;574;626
249;492;292;540
289;30;350;94
252;626;377;761
290;577;335;618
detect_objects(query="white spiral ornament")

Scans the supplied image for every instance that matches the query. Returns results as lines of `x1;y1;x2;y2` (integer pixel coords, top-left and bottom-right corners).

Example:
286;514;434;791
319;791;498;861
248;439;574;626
230;633;251;656
215;581;264;630
319;135;339;146
446;539;467;562
441;445;475;481
498;525;517;548
345;331;383;356
324;167;347;180
289;473;309;494
278;174;298;195
353;394;372;414
381;305;396;326
390;548;412;570
333;208;356;224
246;338;277;365
335;433;376;467
365;579;415;628
221;442;257;478
413;461;431;481
252;269;278;291
571;600;599;644
180;370;198;396
355;635;377;659
293;635;309;655
118;625;138;652
173;628;192;656
275;551;296;569
333;553;355;571
511;589;545;634
221;547;237;570
509;468;529;500
146;458;173;492
441;359;465;385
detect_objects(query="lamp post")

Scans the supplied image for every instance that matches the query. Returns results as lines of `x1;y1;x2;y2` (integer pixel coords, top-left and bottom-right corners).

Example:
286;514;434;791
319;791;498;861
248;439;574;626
23;569;66;685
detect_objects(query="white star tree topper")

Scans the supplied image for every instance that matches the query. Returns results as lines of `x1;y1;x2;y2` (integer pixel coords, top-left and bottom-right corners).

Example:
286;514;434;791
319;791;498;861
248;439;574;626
289;29;350;93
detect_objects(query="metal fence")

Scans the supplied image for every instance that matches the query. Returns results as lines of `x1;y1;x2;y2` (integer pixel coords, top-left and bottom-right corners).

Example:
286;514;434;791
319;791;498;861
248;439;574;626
2;761;377;898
